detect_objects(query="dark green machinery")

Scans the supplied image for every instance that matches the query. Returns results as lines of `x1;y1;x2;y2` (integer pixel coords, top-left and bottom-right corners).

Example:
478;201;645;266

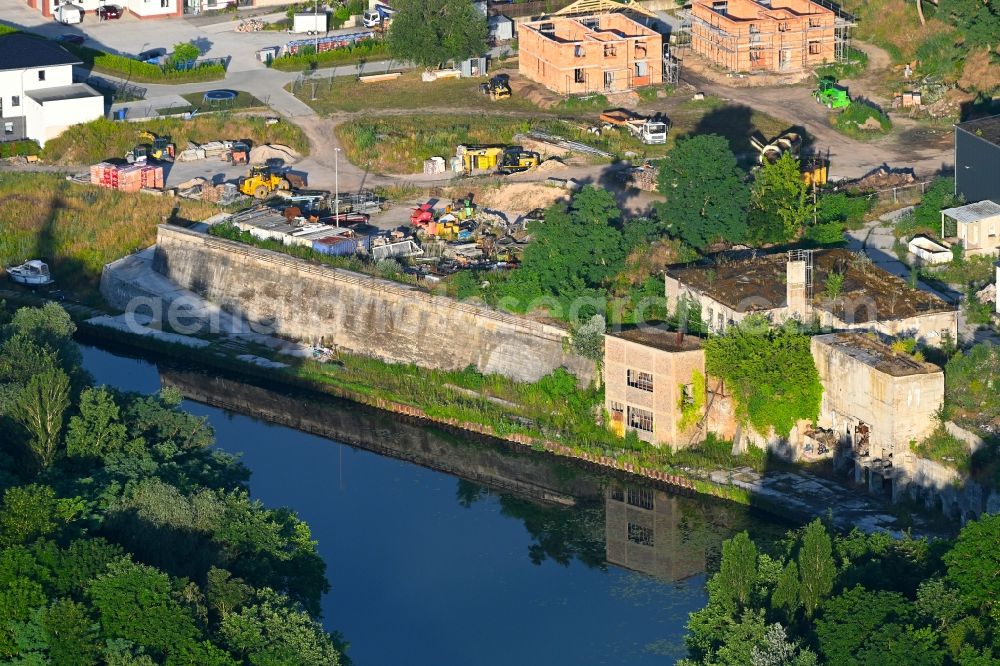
815;76;851;109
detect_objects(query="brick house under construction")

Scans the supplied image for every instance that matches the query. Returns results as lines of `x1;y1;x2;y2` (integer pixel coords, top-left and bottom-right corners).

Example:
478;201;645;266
689;0;845;73
518;13;663;94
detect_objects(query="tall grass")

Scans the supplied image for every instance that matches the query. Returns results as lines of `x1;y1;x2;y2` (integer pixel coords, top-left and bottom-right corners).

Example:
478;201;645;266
0;173;217;299
43;115;309;165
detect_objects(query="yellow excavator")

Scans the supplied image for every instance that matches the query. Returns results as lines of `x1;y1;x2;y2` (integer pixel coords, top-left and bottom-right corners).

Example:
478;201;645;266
479;73;512;101
238;165;291;198
497;146;540;175
126;130;175;163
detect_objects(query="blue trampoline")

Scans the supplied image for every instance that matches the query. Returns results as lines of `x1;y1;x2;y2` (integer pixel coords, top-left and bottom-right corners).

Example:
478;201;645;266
203;90;237;105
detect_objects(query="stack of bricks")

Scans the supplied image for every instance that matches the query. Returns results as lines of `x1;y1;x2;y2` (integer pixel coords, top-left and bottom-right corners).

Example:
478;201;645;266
89;163;164;192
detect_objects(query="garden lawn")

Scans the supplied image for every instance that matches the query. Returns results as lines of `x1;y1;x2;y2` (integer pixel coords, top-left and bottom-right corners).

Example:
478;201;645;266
290;70;541;113
43;115;309;165
0;173;217;300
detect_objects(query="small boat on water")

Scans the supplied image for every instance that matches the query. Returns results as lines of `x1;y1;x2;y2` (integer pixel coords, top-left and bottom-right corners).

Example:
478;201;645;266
7;260;54;286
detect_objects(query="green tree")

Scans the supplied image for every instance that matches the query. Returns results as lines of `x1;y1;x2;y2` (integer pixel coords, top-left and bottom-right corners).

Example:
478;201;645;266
206;568;252;622
386;0;488;69
87;560;202;659
717;531;758;612
656;134;749;249
66;387;127;459
0;485;72;548
4;303;80;374
771;560;801;620
751;623;818;666
944;513;1000;613
797;519;835;618
170;42;201;67
749;153;811;244
11;368;71;468
220;589;340;666
704;318;822;438
815;586;914;666
41;598;99;666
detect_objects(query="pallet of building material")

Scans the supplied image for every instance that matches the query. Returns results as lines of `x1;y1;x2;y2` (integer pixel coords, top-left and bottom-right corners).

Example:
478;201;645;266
423;156;446;175
199;141;231;158
177;147;207;161
524;130;613;159
359;72;402;83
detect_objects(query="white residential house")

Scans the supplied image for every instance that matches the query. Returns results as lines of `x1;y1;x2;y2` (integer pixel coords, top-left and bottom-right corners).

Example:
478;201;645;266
0;34;104;147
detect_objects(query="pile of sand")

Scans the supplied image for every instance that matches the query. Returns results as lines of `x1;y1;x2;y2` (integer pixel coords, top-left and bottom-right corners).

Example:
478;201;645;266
477;182;569;214
534;158;566;172
249;144;301;165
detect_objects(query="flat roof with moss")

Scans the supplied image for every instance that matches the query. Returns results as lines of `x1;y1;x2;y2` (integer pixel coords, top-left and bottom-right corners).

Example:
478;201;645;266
813;333;942;377
607;326;704;353
666;248;954;322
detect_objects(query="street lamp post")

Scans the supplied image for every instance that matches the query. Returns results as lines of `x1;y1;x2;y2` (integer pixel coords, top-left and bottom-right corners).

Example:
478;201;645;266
334;147;341;228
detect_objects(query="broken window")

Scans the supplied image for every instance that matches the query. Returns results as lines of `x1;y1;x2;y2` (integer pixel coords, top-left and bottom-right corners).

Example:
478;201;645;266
627;487;654;509
609;400;624;424
682;383;695;406
627;522;654;546
627;369;654;392
574;68;585;84
854;422;871;457
627;406;654;433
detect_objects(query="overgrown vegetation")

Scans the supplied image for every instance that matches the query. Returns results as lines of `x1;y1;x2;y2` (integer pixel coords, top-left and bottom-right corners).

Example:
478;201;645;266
833;102;892;138
814;46;869;80
386;0;487;69
43;115;308;165
0;303;345;664
0;140;41;159
893;177;959;239
704;318;823;439
680;516;1000;664
0;174;217;300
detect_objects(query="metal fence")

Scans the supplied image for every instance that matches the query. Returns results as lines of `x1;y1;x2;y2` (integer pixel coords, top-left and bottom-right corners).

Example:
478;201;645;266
86;76;147;103
861;180;934;207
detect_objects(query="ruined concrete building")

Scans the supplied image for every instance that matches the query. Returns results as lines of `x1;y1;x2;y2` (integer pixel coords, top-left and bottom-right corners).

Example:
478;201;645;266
811;333;943;497
664;248;958;347
688;0;852;73
517;13;663;94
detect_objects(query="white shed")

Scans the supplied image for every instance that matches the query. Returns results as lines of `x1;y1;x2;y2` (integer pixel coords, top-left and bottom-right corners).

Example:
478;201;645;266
489;14;514;41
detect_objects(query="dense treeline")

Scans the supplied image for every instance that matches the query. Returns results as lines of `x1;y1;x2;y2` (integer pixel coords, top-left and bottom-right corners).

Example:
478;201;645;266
680;518;999;665
0;303;344;664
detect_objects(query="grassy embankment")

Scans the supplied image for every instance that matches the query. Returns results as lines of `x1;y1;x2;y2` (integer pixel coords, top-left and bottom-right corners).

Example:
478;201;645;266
0;173;218;300
42;115;309;165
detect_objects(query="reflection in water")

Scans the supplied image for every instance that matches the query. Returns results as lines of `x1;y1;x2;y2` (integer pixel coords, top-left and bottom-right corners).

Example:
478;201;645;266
80;343;787;666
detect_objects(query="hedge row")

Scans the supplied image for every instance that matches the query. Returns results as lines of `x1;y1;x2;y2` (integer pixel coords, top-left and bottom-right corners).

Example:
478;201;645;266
0;140;41;158
270;39;390;71
65;45;226;83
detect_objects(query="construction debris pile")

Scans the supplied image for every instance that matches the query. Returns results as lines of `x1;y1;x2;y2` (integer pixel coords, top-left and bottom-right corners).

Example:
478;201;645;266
842;166;916;193
176;178;248;206
89;162;164;192
621;160;659;192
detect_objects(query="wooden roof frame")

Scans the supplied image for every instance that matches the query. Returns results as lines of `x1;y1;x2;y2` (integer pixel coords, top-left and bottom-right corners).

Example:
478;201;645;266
553;0;659;20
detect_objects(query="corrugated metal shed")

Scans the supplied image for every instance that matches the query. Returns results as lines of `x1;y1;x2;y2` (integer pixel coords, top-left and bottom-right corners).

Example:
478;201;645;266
941;200;1000;224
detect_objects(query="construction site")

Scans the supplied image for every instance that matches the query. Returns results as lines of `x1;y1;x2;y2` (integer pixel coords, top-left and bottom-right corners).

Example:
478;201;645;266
682;0;856;74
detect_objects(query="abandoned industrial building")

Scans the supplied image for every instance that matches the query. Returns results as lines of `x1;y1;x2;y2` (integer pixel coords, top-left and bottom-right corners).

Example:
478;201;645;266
664;248;959;346
810;333;944;497
517;12;663;94
940;200;1000;259
687;0;853;73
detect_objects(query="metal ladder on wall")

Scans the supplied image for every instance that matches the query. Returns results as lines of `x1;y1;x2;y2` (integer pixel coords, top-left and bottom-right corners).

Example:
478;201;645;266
788;248;815;300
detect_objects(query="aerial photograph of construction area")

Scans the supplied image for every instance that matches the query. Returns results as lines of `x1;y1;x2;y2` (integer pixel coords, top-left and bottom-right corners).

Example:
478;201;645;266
0;0;999;663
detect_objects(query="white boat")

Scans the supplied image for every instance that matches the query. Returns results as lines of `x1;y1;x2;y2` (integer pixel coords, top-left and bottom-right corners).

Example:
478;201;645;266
7;260;54;286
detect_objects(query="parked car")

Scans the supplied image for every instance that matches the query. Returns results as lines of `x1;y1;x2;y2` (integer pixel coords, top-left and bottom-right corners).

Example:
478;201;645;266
58;34;86;45
96;4;122;19
136;48;167;64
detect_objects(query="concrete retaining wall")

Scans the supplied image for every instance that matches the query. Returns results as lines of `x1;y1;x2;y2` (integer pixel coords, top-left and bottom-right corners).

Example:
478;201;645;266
152;225;596;384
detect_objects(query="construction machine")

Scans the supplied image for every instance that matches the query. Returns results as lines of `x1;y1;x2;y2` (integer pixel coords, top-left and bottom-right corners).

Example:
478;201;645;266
461;146;505;174
126;131;175;163
599;109;669;144
497;146;540;175
815;76;851;109
480;73;512;101
238;165;291;199
229;141;250;165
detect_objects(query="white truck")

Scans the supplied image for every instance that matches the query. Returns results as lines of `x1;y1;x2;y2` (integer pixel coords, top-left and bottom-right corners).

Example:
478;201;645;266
362;3;394;28
599;109;669;145
292;12;328;35
55;4;84;24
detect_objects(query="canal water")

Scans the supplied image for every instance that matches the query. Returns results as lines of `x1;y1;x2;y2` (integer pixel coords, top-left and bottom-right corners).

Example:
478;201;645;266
81;343;788;666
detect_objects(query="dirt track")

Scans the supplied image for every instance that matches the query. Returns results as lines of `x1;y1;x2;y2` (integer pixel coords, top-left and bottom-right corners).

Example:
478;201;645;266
658;42;953;180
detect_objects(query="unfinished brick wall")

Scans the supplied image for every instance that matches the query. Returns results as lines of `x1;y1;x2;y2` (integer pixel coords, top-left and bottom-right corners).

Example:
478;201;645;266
518;13;663;94
690;0;836;73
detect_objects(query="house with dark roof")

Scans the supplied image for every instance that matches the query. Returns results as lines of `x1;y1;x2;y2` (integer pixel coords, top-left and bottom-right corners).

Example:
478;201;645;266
0;33;103;147
955;114;1000;204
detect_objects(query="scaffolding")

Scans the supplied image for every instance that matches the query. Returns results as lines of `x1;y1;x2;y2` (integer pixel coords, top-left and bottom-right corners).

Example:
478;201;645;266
788;248;815;300
682;0;855;72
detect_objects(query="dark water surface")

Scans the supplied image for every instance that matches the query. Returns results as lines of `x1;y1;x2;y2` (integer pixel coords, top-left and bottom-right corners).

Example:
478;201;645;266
81;344;787;666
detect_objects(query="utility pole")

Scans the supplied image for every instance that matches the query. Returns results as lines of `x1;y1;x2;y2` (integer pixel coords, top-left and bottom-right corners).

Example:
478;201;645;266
334;146;341;228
